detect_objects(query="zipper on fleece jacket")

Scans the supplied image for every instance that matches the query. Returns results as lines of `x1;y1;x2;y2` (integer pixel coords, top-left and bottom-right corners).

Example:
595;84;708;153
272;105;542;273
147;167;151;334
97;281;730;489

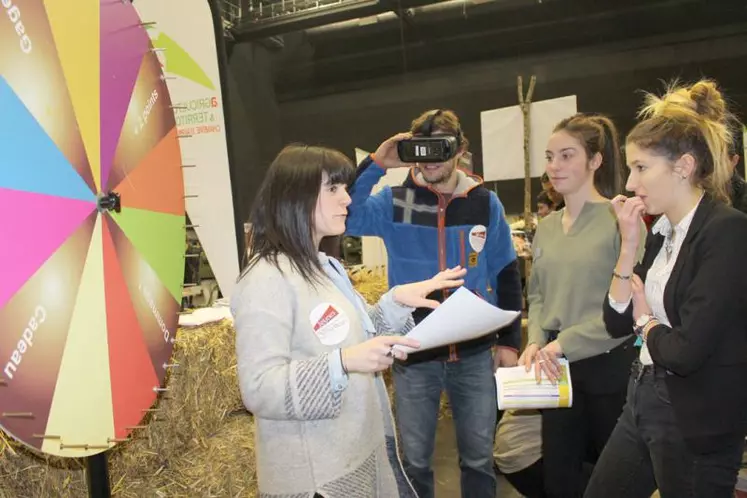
459;230;466;268
414;169;482;363
424;179;479;363
434;192;461;363
437;197;447;277
449;230;467;363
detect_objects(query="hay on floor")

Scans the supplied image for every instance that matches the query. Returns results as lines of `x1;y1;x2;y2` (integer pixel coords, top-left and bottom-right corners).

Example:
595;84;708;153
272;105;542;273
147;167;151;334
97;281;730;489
0;320;256;498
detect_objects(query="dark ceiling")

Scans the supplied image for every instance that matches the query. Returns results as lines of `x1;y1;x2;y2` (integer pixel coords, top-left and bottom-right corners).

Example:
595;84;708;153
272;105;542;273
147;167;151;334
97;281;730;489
225;0;747;101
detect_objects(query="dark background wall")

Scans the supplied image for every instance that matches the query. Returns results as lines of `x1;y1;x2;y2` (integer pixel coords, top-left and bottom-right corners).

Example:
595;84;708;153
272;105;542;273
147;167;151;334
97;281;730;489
223;0;747;219
224;41;283;230
277;32;747;214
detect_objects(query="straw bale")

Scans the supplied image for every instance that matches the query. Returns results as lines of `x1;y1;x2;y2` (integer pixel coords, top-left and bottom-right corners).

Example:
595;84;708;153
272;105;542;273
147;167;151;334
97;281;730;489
0;431;86;498
347;265;389;304
0;320;256;498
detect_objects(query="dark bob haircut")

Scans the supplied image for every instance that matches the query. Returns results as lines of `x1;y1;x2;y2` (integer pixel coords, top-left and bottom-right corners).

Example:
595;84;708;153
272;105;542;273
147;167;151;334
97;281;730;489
240;143;355;285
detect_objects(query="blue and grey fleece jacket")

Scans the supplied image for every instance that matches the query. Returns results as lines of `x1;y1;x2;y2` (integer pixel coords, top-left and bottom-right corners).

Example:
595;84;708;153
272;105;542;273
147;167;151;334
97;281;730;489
345;155;522;363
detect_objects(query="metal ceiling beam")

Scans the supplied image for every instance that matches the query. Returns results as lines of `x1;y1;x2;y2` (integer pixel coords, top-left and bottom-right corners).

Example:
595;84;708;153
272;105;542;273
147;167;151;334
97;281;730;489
380;0;415;28
231;0;441;41
310;0;694;62
304;0;537;38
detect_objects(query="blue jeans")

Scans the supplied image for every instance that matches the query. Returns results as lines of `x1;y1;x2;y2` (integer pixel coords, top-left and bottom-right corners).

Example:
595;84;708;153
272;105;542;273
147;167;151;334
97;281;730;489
393;348;497;498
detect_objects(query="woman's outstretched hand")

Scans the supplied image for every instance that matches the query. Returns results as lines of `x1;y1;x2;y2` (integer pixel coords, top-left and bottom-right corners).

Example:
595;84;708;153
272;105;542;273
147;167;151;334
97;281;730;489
392;266;467;309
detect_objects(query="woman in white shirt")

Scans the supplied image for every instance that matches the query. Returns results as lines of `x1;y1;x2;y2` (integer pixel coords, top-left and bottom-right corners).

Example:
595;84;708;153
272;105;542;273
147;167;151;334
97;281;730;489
584;80;747;498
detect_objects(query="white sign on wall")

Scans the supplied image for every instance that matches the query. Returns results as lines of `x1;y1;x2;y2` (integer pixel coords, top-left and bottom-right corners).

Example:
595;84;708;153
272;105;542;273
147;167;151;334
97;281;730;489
354;148;410;269
481;95;578;182
134;1;240;300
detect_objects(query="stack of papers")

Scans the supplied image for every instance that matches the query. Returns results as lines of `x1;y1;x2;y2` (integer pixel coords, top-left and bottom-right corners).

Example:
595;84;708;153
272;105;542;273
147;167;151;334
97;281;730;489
495;358;574;410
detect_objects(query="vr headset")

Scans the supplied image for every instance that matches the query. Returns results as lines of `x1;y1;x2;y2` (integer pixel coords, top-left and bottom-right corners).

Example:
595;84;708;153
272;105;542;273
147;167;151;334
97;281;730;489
397;109;463;163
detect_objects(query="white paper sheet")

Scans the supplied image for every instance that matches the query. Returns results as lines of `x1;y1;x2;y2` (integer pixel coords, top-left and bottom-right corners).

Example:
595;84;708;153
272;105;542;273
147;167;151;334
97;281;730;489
495;358;574;410
394;287;521;354
480;106;524;182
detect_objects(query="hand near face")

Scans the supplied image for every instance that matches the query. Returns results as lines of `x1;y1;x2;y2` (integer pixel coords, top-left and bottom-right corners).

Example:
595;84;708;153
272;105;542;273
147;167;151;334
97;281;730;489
373;132;412;169
611;195;646;250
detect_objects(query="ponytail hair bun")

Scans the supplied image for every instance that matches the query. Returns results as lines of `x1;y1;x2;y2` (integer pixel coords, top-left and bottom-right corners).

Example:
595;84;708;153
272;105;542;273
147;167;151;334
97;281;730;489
689;80;727;122
628;79;735;204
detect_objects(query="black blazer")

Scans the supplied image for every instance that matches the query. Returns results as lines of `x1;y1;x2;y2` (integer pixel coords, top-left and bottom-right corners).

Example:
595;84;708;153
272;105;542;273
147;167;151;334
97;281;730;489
603;196;747;454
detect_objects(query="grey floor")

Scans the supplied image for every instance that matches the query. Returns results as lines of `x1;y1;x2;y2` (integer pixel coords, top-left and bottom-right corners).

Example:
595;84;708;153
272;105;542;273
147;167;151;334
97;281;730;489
433;414;523;498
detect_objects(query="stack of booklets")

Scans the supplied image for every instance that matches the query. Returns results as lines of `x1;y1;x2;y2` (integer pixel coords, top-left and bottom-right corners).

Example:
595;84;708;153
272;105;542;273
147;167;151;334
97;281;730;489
495;358;573;410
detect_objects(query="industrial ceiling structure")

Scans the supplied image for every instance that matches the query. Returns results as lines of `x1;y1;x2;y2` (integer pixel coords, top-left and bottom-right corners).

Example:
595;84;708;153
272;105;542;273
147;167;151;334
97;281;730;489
218;0;747;100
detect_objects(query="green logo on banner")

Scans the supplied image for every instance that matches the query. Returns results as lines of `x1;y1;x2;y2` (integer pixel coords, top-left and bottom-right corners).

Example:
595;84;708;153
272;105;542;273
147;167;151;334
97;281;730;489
148;30;216;91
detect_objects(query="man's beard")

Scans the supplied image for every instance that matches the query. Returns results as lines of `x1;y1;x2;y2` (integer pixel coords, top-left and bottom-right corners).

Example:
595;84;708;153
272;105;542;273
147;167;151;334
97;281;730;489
420;161;455;185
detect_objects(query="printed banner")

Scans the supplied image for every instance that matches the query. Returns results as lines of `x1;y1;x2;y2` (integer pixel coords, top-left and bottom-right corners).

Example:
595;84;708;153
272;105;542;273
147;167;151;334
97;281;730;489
134;0;240;300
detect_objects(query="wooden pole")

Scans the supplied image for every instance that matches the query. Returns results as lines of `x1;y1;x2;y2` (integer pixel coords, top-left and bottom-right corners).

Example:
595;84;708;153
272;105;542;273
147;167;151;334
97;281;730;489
517;75;536;230
517;75;536;282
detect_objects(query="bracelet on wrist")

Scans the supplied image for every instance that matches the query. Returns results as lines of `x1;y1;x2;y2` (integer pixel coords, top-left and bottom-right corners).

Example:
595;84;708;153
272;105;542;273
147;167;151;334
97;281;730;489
642;320;659;340
613;270;632;280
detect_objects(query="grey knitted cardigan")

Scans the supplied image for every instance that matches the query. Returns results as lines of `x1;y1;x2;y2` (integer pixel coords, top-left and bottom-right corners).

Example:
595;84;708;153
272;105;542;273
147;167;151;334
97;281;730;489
231;254;418;498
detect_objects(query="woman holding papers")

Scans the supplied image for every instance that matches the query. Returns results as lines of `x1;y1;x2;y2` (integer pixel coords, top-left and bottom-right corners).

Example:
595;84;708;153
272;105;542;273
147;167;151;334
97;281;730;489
231;144;466;498
520;113;644;498
584;80;747;498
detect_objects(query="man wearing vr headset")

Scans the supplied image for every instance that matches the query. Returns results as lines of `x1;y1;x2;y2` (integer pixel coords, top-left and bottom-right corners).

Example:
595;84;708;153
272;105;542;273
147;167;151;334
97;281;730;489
346;109;522;498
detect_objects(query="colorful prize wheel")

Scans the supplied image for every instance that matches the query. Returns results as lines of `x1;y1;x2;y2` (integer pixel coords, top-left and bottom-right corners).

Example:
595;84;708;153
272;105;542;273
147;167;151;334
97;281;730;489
0;0;185;457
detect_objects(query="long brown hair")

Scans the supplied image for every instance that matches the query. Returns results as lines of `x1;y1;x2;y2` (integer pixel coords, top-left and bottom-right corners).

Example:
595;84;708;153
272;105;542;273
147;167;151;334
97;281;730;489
239;144;355;285
626;79;735;204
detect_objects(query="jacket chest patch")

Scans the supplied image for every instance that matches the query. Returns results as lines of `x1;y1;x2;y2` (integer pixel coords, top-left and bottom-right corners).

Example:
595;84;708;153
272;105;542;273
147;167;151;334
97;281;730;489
309;302;350;346
469;225;487;253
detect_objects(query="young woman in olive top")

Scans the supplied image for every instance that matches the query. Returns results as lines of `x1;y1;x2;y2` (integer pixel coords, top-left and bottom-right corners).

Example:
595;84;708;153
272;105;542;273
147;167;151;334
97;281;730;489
520;113;645;498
